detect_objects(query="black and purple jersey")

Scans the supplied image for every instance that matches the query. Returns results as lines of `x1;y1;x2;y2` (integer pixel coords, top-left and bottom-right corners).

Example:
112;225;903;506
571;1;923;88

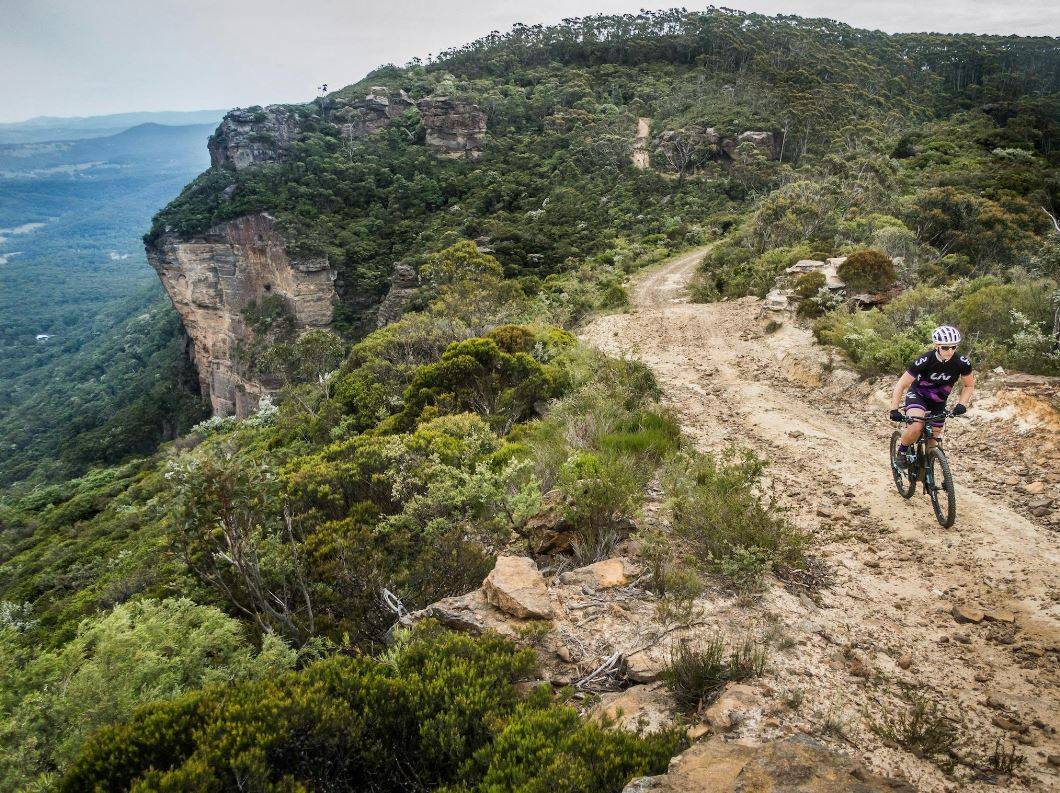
905;349;972;409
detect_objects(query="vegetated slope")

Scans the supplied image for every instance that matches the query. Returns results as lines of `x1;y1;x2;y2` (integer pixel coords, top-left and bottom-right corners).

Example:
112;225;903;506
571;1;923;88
0;122;218;485
1;7;1059;791
147;9;1058;337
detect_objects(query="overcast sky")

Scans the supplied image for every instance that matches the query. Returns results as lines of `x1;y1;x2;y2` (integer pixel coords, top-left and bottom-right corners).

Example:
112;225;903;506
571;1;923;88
2;0;1058;123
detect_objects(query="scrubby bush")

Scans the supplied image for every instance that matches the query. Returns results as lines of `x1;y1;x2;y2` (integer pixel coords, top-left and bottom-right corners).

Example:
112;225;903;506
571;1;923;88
792;271;826;299
662;635;768;712
837;249;897;293
0;599;294;789
662;449;805;591
62;625;682;792
693;242;815;300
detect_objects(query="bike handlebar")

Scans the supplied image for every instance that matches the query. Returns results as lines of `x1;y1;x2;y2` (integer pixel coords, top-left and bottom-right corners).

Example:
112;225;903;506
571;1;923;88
900;410;955;423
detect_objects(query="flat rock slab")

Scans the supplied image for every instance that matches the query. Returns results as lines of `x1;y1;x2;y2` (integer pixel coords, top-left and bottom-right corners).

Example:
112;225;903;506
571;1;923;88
594;683;673;733
623;735;901;792
483;555;553;619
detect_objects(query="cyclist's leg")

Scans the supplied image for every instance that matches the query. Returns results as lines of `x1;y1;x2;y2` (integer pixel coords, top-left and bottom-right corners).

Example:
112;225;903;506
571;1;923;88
925;414;946;449
900;406;926;446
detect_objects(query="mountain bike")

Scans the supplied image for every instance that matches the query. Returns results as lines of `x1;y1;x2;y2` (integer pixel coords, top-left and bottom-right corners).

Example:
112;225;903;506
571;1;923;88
889;411;958;527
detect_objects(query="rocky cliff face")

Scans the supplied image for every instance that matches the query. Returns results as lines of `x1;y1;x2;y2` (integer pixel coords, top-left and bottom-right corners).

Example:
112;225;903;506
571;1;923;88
147;213;337;417
416;97;487;160
208;106;302;169
153;90;488;417
332;87;415;137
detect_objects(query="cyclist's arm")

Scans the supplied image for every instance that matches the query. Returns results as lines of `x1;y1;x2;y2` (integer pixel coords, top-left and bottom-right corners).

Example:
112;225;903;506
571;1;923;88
955;372;975;408
890;371;915;411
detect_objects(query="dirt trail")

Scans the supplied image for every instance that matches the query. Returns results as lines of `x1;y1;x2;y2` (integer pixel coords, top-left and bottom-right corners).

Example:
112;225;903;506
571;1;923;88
632;117;651;170
582;249;1060;791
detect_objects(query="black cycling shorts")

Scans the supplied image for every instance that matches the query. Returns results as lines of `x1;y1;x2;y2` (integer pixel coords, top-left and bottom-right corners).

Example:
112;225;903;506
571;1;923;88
904;392;946;427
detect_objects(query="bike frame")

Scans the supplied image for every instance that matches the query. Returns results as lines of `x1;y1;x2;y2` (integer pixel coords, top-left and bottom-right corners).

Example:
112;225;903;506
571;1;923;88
901;411;949;486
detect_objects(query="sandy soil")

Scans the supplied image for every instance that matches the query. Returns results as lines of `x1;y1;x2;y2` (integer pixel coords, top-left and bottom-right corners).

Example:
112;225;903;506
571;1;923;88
581;248;1060;791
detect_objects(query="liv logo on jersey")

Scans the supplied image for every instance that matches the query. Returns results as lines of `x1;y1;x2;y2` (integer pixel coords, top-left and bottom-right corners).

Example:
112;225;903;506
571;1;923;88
905;348;973;409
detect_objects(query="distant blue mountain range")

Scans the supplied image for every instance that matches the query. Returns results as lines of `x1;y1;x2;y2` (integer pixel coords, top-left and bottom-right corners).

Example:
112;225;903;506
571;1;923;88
0;109;227;144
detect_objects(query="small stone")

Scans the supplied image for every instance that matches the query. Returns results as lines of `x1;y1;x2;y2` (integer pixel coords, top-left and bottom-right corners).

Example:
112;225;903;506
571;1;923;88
974;672;992;683
864;559;881;569
983;609;1017;624
986;695;1006;710
1047;754;1060;767
897;653;912;670
991;714;1023;733
556;646;572;663
848;653;873;678
626;650;664;683
1023;481;1046;495
573;558;634;589
1016;733;1038;746
954;632;972;645
952;604;984;624
686;723;710;740
704;683;760;732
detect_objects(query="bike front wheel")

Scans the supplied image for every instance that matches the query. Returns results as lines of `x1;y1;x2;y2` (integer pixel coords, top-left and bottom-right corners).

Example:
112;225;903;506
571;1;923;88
890;431;916;499
927;448;956;527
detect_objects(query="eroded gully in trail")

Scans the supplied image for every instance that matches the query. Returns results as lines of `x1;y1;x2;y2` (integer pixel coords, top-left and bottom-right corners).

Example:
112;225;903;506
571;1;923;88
581;248;1060;791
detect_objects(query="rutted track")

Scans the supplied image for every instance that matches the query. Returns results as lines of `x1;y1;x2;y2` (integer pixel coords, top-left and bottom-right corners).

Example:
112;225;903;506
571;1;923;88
582;249;1060;791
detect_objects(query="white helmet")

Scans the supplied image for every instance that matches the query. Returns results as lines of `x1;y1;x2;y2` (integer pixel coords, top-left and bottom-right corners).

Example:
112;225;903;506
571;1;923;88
931;325;961;344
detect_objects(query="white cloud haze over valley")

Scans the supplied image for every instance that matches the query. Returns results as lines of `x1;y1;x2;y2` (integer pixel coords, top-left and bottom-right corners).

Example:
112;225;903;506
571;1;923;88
2;0;1059;122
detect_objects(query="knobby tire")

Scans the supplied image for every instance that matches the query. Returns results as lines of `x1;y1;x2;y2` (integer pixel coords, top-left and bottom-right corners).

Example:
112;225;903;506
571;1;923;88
928;448;957;527
890;431;916;499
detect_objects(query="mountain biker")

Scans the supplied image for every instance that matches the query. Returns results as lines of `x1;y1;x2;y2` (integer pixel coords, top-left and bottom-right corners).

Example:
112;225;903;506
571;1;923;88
889;325;975;468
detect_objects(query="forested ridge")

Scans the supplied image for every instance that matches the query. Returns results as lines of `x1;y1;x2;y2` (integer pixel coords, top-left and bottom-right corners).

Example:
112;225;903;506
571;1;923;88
2;8;1058;790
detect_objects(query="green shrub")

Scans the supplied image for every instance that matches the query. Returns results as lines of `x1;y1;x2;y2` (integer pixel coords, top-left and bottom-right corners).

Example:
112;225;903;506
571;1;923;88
0;599;294;789
813;311;935;375
662;635;768;713
792;271;826;299
837;249;896;293
62;626;680;792
662;450;805;590
695;242;815;300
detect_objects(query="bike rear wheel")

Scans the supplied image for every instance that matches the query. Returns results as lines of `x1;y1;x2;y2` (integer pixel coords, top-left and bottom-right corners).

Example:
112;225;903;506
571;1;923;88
927;448;956;527
889;431;916;499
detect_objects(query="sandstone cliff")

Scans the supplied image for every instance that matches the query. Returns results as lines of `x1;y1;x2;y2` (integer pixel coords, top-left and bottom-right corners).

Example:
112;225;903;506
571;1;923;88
147;213;337;417
152;89;488;416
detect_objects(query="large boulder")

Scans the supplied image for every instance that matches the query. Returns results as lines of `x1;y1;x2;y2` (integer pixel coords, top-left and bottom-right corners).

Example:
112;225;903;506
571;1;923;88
737;130;776;158
482;556;553;619
622;735;901;792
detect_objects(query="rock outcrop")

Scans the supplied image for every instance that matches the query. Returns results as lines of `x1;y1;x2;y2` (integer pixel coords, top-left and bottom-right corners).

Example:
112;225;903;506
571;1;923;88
147;213;337;417
155;90;489;419
208;106;302;169
375;262;419;328
416;97;487;160
763;257;847;313
623;735;899;792
332;87;415;138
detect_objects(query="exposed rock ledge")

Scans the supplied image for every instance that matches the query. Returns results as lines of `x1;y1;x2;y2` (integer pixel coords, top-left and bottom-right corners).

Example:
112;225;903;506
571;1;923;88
147;213;336;417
